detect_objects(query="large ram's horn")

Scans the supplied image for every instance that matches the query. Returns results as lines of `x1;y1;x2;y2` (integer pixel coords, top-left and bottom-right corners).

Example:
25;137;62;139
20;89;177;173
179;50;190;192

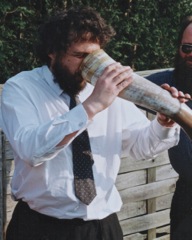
80;49;192;140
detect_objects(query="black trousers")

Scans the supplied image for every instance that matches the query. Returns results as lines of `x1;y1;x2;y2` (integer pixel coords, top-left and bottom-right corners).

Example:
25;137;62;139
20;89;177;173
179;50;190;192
6;200;123;240
170;178;192;240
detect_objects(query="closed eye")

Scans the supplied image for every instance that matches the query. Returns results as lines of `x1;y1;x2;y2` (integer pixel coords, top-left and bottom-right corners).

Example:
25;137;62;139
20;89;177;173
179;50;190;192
72;52;89;59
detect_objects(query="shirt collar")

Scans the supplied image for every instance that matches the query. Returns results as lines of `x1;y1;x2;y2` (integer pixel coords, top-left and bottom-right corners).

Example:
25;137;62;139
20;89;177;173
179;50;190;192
42;65;63;96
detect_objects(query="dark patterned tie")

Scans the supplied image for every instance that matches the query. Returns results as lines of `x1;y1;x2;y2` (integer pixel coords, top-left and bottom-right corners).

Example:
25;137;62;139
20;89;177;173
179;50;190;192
70;96;96;205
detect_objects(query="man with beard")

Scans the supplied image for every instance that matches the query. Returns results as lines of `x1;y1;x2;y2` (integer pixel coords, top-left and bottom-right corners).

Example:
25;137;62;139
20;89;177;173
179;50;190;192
146;15;192;240
1;6;188;240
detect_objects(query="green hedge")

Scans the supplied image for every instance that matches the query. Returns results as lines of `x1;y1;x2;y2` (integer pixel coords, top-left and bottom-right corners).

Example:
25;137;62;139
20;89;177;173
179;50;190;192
1;0;192;83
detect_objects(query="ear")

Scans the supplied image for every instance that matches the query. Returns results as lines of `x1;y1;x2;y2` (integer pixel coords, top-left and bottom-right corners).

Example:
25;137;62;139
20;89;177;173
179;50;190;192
48;53;56;68
48;53;56;61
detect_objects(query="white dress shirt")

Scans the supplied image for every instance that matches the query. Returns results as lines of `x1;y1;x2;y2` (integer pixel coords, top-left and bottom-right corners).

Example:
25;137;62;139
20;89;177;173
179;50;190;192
1;65;180;220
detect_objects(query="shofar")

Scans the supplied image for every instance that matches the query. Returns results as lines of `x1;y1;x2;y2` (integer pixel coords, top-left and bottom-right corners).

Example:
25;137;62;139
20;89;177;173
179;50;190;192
80;49;192;140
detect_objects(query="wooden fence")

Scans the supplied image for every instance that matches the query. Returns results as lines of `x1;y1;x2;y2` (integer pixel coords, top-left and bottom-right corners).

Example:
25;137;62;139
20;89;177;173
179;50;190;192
0;69;178;240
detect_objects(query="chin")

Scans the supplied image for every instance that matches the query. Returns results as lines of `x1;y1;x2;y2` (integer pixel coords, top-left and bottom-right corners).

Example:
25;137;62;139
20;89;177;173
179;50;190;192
186;61;192;68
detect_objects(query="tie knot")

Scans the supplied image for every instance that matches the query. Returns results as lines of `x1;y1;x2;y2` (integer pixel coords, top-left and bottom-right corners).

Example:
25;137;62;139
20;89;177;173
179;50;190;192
70;96;77;109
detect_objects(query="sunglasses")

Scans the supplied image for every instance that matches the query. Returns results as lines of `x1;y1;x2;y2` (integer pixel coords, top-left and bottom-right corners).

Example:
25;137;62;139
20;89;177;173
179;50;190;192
180;44;192;54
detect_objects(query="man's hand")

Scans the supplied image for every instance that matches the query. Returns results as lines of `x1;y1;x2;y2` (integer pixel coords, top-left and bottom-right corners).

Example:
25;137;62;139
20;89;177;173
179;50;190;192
161;83;191;102
157;114;176;127
83;63;133;119
157;83;191;127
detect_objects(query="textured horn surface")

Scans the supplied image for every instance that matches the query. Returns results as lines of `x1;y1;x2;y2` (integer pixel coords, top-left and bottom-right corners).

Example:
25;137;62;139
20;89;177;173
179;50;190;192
80;49;192;139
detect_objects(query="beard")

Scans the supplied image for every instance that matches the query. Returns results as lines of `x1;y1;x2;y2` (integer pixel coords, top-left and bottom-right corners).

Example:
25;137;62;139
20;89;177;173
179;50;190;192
52;55;87;97
174;53;192;94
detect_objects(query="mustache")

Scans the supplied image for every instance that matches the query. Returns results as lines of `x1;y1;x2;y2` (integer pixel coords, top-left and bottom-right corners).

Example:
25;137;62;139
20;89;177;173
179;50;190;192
184;56;192;62
175;53;192;69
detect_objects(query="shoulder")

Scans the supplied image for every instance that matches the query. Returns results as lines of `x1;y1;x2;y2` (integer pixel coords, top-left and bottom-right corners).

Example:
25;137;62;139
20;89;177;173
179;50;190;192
3;66;46;91
2;67;47;101
145;69;174;86
5;67;43;86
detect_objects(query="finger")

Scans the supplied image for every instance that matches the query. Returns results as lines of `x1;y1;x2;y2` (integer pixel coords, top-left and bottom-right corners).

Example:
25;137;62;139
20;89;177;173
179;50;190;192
103;63;132;84
98;62;121;81
161;83;170;90
117;78;132;92
169;87;179;97
157;113;167;121
161;84;178;97
157;113;175;127
177;92;191;102
185;93;191;99
102;62;123;78
178;91;186;103
113;68;133;86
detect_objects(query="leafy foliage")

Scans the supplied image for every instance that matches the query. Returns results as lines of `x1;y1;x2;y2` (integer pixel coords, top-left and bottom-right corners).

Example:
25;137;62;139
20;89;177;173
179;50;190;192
1;0;192;83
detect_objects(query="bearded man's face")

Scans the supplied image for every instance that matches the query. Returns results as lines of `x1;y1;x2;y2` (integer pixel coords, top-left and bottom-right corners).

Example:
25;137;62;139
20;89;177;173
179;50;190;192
49;41;100;96
52;54;86;96
179;23;192;68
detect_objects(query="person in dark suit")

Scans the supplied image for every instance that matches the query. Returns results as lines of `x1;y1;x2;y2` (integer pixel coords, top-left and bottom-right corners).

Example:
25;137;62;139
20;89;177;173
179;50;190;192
146;15;192;240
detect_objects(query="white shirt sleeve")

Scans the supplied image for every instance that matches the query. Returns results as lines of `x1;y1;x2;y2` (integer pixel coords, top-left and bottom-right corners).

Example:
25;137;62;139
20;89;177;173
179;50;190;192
1;78;89;166
121;109;180;160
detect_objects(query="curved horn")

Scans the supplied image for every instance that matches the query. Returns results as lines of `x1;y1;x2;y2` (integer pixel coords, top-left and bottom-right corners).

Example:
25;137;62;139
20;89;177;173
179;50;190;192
80;49;192;139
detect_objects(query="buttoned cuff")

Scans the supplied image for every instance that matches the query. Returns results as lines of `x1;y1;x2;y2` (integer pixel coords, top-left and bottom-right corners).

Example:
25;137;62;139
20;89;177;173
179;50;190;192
53;103;89;130
152;117;180;140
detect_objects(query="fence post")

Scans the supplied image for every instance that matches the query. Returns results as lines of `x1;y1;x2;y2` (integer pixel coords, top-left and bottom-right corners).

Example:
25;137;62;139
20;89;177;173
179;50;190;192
0;131;6;240
147;167;157;239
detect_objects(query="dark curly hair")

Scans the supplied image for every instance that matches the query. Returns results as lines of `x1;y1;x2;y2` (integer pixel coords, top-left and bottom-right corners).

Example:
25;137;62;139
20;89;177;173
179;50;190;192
36;6;116;65
176;15;192;47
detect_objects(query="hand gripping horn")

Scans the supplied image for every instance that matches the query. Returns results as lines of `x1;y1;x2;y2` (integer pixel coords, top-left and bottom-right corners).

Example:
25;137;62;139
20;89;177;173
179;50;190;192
80;49;192;140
